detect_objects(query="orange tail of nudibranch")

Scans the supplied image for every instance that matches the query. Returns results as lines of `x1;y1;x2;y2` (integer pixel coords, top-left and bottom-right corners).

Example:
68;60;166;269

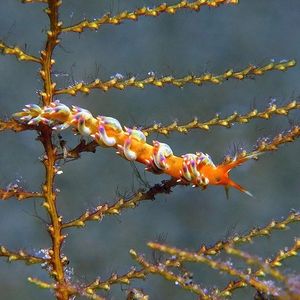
14;101;258;196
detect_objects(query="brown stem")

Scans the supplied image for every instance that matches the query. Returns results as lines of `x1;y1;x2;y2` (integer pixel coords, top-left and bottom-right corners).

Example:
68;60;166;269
41;128;68;300
40;0;62;105
39;1;68;299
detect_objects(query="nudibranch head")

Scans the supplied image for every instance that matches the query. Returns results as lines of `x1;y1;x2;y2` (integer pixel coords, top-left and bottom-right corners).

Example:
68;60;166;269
200;158;253;197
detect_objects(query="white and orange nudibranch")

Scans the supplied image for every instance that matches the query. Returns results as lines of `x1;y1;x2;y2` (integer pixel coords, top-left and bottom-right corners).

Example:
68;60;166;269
14;101;258;197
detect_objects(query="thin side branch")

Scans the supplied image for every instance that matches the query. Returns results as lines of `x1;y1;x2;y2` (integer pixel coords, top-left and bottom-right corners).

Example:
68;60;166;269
0;41;41;63
62;178;178;229
143;100;300;135
267;238;300;268
220;238;300;297
28;277;56;289
55;140;98;161
54;60;296;96
224;246;287;282
197;210;300;256
0;187;43;201
84;268;146;294
81;292;105;300
131;250;211;299
28;277;80;299
0;246;48;265
222;125;300;165
140;237;300;298
0;119;33;132
29;277;98;299
253;125;300;154
62;0;238;33
22;0;48;3
144;244;282;297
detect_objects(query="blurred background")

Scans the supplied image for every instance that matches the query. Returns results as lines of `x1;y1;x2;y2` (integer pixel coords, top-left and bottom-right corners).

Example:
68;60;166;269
0;1;299;299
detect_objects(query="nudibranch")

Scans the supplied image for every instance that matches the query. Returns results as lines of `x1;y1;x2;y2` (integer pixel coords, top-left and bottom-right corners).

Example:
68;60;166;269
14;101;256;196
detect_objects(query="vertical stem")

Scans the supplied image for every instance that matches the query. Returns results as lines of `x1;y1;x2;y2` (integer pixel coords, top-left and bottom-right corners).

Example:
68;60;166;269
39;1;68;299
40;0;62;106
41;128;68;300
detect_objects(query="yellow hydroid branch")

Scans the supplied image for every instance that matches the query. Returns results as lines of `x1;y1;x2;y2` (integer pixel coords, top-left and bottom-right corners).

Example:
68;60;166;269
62;0;239;33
